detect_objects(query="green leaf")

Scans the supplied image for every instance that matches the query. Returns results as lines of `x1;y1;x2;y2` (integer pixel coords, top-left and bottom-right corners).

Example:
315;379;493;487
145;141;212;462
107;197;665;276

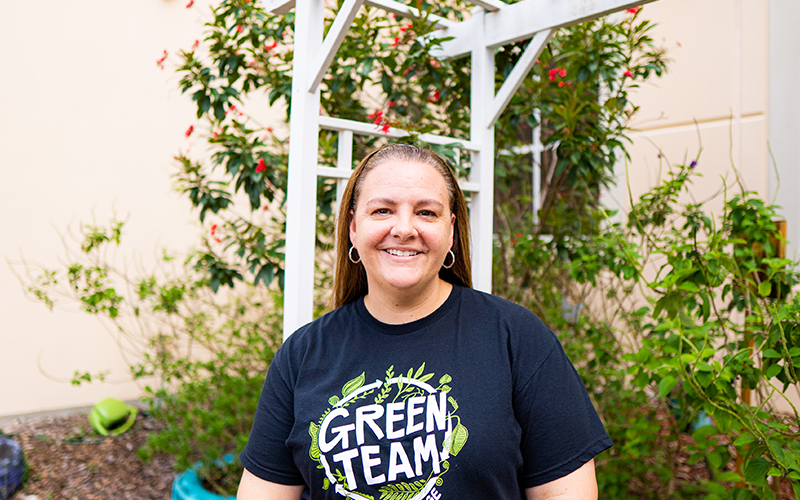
745;457;772;486
658;375;678;398
766;364;782;379
678;281;700;292
449;422;469;456
758;281;772;297
716;471;743;482
763;349;782;359
734;433;755;447
342;372;365;397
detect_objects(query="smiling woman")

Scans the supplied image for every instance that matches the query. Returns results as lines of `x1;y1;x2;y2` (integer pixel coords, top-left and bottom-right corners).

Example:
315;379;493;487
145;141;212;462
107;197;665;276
238;144;611;500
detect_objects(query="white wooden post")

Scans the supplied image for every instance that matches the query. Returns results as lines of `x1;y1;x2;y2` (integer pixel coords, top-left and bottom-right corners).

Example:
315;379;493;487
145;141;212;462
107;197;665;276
283;0;324;338
469;7;496;293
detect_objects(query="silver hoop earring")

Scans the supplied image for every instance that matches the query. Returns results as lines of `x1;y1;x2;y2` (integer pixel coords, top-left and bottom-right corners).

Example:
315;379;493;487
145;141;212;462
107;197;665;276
348;246;361;264
442;249;455;269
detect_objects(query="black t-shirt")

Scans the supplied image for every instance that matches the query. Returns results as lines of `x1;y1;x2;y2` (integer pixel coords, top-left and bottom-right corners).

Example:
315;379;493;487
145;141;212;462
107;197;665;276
241;286;612;500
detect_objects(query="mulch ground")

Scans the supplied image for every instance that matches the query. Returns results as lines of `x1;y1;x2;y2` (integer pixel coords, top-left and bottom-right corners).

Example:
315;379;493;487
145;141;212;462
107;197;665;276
3;412;175;500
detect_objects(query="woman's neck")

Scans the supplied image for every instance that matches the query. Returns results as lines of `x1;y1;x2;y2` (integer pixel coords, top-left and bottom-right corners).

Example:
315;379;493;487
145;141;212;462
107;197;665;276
363;280;453;325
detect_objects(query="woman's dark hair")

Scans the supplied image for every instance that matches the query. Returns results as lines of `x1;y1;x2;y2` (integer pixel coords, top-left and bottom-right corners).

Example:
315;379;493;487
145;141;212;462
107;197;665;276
329;143;472;309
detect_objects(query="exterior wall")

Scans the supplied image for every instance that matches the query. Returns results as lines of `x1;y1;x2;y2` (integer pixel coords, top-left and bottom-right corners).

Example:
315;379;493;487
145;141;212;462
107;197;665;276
606;0;799;413
0;0;215;417
768;0;800;259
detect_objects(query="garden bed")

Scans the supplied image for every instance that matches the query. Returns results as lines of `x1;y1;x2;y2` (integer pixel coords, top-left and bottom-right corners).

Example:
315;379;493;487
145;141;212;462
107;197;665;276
4;412;174;500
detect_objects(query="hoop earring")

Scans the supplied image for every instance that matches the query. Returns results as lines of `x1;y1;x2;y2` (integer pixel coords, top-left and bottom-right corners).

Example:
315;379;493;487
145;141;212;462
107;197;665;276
442;249;455;269
348;246;361;264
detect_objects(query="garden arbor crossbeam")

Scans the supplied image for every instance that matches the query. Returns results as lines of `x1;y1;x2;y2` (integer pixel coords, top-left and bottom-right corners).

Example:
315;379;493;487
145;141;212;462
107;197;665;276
267;0;656;339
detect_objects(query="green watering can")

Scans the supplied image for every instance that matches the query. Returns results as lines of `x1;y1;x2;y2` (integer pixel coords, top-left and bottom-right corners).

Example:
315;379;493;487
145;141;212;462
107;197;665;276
88;398;138;436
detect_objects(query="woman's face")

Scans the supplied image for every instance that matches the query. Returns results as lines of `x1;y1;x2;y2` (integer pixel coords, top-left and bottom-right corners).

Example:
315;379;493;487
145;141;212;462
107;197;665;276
350;160;455;300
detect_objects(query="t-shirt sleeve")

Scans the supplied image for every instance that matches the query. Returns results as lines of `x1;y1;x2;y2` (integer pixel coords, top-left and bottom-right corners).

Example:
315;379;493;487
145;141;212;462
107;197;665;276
513;329;613;488
240;346;306;485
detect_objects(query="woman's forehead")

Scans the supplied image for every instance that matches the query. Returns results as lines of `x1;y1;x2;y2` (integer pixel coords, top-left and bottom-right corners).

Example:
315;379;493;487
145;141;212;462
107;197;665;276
360;160;448;193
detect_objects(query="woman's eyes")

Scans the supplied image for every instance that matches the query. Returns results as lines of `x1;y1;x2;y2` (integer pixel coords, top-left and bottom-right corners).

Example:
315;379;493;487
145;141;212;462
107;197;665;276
369;208;438;217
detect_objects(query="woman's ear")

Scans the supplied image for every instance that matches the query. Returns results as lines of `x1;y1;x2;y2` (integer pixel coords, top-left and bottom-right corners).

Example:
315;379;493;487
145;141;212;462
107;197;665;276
349;209;357;247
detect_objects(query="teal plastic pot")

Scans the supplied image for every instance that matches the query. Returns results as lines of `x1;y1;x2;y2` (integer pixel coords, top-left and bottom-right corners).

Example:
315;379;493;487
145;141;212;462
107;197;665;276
172;455;236;500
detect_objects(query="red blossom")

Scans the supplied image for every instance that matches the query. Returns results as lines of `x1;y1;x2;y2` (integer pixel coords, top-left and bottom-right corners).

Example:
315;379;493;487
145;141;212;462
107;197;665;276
186;0;194;7
256;158;266;173
211;224;217;236
236;24;243;32
624;70;634;77
535;60;541;65
558;81;564;88
185;125;194;137
156;50;168;69
262;204;269;210
214;237;221;243
391;36;400;47
191;39;200;50
264;41;278;52
400;23;412;32
381;123;391;134
627;6;641;13
559;68;566;77
266;126;274;133
370;110;383;124
428;90;440;103
387;101;396;108
430;58;440;68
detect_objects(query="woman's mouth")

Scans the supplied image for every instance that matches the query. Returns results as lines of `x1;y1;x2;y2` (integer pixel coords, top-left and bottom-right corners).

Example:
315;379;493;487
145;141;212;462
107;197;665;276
384;249;420;257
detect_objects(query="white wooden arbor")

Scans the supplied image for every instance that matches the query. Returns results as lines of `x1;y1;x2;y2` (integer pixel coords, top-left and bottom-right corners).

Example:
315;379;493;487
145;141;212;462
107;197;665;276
265;0;656;339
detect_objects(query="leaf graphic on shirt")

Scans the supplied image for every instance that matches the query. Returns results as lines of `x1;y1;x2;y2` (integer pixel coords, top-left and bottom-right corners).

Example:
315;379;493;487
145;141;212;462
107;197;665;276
449;422;469;456
308;421;320;460
439;374;452;385
413;362;426;378
342;371;365;397
378;479;426;500
328;395;340;406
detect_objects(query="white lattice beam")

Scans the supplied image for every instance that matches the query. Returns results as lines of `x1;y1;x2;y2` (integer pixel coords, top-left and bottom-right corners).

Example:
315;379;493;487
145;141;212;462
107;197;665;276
487;29;553;128
469;0;507;12
364;0;455;28
434;0;658;58
261;0;294;15
319;116;480;151
309;0;365;93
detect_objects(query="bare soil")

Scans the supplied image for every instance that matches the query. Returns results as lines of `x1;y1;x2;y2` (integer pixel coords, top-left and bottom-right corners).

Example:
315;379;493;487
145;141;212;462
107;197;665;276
3;412;175;500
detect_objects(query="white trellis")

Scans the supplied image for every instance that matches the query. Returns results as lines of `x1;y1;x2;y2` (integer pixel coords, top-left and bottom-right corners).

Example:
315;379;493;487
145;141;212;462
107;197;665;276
263;0;656;338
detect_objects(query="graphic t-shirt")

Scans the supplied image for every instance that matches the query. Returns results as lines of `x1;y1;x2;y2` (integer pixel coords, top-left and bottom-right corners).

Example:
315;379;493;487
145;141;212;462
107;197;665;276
241;286;612;500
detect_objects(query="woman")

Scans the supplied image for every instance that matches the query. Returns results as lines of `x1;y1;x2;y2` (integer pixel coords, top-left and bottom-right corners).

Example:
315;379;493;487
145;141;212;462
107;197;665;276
238;144;611;500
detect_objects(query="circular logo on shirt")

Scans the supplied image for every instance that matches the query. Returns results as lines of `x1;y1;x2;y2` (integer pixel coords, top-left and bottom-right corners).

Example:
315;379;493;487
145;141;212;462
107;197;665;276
308;363;468;500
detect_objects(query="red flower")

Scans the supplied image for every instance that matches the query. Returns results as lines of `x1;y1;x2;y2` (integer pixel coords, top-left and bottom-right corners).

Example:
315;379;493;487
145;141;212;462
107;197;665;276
430;58;440;68
214;237;221;243
627;6;641;13
391;36;400;47
370;110;383;124
186;0;194;7
264;41;278;52
558;81;564;88
381;123;391;134
256;158;266;173
387;101;396;108
191;39;200;50
236;24;243;32
185;125;194;137
156;50;168;69
535;60;541;65
559;68;566;77
266;126;274;133
428;90;440;103
211;224;217;236
624;70;634;77
400;23;412;32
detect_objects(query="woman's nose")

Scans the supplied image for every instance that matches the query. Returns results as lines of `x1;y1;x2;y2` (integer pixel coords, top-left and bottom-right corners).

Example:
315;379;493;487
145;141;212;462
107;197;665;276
390;210;417;239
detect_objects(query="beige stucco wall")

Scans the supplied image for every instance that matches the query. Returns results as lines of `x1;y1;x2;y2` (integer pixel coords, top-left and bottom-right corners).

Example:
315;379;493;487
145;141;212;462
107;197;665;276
606;0;800;413
0;0;219;418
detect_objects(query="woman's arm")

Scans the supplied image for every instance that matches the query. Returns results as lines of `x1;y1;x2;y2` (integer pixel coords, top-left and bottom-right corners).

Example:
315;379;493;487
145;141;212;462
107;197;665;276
237;468;305;500
525;459;598;500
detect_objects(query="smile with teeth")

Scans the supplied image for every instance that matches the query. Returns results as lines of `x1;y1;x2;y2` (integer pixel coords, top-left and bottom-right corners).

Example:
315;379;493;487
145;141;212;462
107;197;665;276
385;249;420;257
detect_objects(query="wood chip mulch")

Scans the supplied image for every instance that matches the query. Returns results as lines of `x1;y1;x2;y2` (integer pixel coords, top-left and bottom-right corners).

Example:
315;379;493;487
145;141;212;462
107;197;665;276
3;412;175;500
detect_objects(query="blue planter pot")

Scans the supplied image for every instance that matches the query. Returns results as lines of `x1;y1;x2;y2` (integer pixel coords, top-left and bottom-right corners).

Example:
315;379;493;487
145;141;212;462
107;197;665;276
172;455;236;500
0;435;25;500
